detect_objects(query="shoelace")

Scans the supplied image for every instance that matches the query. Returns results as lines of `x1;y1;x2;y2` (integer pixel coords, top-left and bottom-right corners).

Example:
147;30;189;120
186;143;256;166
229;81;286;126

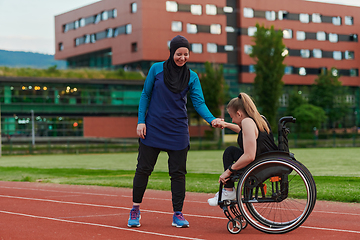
130;209;139;219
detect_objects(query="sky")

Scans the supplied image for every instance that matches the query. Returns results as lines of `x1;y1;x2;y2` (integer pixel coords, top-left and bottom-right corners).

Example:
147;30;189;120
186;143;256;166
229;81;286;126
0;0;359;55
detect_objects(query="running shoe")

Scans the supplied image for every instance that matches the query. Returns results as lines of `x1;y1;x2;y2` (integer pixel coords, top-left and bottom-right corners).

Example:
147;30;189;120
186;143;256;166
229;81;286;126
207;188;236;206
172;211;189;228
127;208;141;227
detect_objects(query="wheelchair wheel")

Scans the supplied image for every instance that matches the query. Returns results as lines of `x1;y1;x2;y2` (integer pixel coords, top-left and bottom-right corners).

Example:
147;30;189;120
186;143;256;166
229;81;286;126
227;219;242;234
236;154;316;234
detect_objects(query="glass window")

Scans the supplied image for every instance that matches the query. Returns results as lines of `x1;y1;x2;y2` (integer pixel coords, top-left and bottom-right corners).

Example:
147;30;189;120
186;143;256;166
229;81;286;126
223;6;233;13
131;42;137;52
332;16;341;26
74;20;79;29
350;34;358;42
84;34;91;43
114;28;119;37
244;8;254;18
112;9;117;18
316;31;326;41
191;5;202;15
350;69;358;77
284;66;293;75
59;43;63;51
187;23;197;34
329;33;338;43
90;34;96;43
345;51;354;60
94;14;101;24
102;11;108;21
79;18;86;27
192;43;202;53
300;49;310;58
207;43;217;53
106;28;113;38
126;24;132;34
299;67;306;76
313;49;322;58
63;24;69;33
312;13;321;23
171;21;182;32
224;45;234;51
333;51;342;60
278;10;288;20
345;16;353;25
248;27;257;36
299;13;309;23
75;38;80;46
265;11;276;21
210;24;221;34
225;26;235;32
331;68;338;76
131;3;137;13
166;1;178;12
296;31;306;41
249;65;255;73
244;45;252;55
283;29;292;39
206;4;217;15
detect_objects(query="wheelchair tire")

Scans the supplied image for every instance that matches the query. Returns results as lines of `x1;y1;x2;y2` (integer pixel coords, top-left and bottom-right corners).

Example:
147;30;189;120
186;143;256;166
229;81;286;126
227;219;242;234
236;153;316;234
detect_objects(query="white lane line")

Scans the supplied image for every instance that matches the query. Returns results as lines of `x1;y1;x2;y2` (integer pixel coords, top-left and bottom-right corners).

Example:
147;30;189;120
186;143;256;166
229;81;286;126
0;210;204;240
300;226;360;234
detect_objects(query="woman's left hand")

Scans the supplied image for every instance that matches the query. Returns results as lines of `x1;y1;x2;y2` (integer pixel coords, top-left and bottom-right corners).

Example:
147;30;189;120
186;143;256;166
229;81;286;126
219;169;231;184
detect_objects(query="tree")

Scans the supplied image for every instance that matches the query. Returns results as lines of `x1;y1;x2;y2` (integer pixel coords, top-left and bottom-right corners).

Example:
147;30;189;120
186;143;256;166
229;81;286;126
250;23;287;130
286;91;306;116
308;68;350;128
292;104;327;133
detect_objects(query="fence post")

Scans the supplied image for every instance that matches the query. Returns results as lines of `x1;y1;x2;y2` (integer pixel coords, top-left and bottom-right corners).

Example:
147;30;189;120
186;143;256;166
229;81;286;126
333;131;336;147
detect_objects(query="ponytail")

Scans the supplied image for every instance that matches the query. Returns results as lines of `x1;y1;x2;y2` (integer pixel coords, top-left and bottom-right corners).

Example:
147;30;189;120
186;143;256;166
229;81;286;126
227;93;270;133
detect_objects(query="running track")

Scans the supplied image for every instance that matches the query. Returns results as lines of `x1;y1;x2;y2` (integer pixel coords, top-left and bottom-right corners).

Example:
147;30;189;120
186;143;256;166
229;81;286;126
0;181;359;239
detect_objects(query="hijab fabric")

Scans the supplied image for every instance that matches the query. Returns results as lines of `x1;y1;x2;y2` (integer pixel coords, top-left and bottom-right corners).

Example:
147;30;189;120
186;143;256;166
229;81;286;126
163;35;190;93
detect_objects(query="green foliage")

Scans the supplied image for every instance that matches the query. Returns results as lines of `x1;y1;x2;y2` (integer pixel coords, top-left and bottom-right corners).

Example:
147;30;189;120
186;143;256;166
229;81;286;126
250;24;287;130
286;91;306;116
292;104;327;132
309;68;350;128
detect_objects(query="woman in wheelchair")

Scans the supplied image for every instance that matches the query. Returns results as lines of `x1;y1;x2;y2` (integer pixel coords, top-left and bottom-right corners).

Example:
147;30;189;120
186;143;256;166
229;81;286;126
208;92;278;206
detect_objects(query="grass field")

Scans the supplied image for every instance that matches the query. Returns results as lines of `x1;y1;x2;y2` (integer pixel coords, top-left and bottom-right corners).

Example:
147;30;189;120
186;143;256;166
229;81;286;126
0;148;359;202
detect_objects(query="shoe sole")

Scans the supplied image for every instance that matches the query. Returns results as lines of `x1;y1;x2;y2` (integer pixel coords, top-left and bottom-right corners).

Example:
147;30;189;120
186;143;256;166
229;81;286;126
127;224;141;227
172;222;189;228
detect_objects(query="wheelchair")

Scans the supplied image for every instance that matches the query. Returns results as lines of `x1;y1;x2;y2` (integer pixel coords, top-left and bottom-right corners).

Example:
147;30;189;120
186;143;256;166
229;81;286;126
217;116;317;234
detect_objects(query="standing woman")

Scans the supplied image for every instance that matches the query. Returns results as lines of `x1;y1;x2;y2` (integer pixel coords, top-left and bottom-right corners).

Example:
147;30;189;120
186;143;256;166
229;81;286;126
128;35;219;228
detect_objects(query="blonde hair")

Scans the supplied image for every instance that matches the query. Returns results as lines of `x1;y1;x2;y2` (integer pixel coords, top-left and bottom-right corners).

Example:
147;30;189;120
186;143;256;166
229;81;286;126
227;92;270;133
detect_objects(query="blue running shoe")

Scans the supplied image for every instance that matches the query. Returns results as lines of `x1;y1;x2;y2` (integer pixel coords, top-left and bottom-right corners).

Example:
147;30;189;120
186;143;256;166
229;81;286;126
128;208;141;227
172;211;189;228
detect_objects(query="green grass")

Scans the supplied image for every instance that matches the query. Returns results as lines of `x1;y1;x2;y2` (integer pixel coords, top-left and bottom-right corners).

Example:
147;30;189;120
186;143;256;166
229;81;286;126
0;148;359;202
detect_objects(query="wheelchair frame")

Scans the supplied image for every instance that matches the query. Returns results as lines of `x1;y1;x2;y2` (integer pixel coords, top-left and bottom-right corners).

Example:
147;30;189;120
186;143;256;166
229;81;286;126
217;116;317;234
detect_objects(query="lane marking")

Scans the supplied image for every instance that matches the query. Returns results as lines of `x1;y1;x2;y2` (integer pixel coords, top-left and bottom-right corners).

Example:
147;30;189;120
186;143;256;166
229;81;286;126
301;226;360;234
0;210;204;240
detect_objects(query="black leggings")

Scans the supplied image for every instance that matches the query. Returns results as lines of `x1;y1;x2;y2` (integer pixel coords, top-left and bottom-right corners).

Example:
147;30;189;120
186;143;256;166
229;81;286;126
222;146;244;189
132;141;189;212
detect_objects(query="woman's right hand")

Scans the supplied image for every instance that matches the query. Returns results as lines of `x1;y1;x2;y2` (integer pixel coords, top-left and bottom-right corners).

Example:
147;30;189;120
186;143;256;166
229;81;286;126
137;123;146;139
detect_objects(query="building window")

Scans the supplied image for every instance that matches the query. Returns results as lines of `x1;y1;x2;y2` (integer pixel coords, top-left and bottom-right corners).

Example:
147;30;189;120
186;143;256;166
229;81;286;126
131;42;137;52
313;49;322;58
265;11;276;21
244;45;252;55
345;51;354;60
210;24;221;34
206;4;217;15
102;11;108;21
79;18;86;27
316;31;326;41
131;3;137;13
332;16;341;26
225;26;235;32
248;27;257;36
312;13;322;23
94;14;101;24
331;68;338;76
74;20;79;29
58;43;63;51
75;38;80;46
345;16;353;25
296;31;306;41
192;43;202;53
350;34;358;42
187;23;197;34
278;10;288;20
329;33;338;43
106;28;113;38
166;1;178;12
171;21;182;32
350;69;358;77
190;4;202;15
84;34;91;43
207;43;217;53
300;49;310;58
299;13;309;23
249;65;255;73
244;8;254;18
283;29;292;39
112;9;117;18
223;6;233;13
126;24;132;34
224;45;234;51
284;66;293;75
333;51;342;60
90;34;96;43
63;24;69;33
299;67;306;76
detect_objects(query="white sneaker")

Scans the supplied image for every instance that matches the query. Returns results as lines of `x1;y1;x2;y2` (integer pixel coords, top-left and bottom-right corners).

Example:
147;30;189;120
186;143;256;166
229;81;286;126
207;188;236;206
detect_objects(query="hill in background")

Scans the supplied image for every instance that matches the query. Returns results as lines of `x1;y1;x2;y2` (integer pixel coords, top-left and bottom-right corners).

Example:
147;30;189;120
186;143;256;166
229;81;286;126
0;49;66;69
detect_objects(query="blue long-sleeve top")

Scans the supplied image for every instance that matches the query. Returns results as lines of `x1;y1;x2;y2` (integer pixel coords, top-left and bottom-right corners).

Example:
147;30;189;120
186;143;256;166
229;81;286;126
138;62;215;150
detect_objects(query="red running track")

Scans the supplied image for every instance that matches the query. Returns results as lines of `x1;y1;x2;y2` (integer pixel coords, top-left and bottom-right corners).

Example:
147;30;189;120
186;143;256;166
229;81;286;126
0;181;359;240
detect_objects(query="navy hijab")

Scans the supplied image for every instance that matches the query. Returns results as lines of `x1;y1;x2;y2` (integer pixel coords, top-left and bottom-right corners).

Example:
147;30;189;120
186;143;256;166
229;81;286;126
163;35;190;93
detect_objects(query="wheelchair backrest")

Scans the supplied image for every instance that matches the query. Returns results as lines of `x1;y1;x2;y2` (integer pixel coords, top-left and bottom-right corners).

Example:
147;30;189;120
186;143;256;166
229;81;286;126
277;116;296;152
